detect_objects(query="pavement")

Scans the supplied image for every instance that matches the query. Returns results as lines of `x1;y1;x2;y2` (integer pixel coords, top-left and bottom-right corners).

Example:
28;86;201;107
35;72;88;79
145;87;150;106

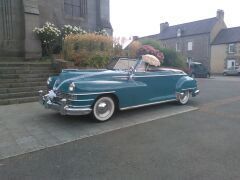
0;76;240;180
0;101;197;159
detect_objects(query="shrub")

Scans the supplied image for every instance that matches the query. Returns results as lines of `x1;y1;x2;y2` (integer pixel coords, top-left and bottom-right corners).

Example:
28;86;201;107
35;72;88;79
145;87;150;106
62;25;87;38
94;29;109;36
138;38;186;68
63;33;114;68
33;22;61;56
160;48;186;69
137;45;164;62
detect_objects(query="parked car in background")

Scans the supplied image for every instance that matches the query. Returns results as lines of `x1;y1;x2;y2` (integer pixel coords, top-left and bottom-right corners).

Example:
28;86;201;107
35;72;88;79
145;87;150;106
187;62;210;78
39;55;199;122
223;67;240;76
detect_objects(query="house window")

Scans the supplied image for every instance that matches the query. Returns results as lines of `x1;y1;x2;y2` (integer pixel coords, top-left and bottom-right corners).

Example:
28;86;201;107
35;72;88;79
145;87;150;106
228;44;236;53
177;29;181;37
176;42;180;52
64;0;87;17
188;41;193;51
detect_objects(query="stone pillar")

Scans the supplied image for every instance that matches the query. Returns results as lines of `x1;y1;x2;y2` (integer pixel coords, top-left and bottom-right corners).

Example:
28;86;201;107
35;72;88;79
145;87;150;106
0;0;25;57
97;0;112;35
23;0;41;59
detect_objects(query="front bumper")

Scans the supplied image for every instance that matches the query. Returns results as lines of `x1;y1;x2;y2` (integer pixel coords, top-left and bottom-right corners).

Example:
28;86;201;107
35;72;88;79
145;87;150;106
39;90;92;116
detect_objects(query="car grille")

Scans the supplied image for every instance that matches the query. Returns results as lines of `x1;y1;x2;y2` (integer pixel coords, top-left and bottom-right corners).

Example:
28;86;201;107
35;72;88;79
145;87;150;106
55;91;71;99
53;91;77;103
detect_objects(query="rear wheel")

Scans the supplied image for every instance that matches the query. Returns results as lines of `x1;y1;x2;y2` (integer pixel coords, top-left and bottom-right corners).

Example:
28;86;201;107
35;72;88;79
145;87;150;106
178;91;190;105
92;96;115;122
223;72;227;76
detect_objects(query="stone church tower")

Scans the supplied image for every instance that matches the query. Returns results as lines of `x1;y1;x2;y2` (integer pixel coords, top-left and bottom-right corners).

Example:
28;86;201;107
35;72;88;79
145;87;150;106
0;0;112;59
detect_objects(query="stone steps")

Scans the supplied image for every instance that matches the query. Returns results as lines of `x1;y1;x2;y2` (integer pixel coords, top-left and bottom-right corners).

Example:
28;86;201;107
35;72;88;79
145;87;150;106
0;57;25;62
0;73;55;79
0;66;53;70
0;86;46;94
0;60;57;105
0;81;46;88
0;97;39;106
0;91;39;100
0;77;48;83
0;69;55;74
0;62;53;68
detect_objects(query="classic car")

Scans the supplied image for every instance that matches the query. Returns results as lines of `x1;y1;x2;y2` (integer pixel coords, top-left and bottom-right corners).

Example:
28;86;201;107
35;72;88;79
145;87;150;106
39;55;199;122
223;66;240;76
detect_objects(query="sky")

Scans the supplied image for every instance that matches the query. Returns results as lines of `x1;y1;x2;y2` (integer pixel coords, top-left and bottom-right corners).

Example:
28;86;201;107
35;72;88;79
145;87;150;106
110;0;240;38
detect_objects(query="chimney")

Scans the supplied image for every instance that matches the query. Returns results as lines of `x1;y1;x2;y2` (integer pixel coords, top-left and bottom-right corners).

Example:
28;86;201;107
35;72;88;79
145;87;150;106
217;9;224;20
132;36;139;41
160;22;169;33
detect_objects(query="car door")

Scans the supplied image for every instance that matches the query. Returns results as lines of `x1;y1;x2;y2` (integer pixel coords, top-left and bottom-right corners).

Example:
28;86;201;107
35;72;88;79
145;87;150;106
148;70;182;101
132;65;180;105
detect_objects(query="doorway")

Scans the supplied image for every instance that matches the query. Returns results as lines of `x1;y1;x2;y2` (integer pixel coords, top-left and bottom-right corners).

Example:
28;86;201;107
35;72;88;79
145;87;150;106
227;60;236;69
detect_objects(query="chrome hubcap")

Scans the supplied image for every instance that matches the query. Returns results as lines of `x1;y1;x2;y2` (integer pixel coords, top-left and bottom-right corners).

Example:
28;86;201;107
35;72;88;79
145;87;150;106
94;97;115;121
179;91;189;104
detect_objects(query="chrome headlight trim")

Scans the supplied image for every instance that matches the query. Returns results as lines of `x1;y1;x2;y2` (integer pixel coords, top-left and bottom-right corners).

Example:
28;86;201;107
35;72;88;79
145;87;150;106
69;82;75;92
47;77;52;85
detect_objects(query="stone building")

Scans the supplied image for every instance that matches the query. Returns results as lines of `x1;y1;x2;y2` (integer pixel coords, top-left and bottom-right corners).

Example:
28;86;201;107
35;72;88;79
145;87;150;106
0;0;112;59
211;27;240;73
142;10;227;71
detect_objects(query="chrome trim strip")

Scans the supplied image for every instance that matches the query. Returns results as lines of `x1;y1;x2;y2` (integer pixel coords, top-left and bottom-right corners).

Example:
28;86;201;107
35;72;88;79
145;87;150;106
133;74;185;78
69;105;91;108
120;99;177;111
70;91;116;96
181;88;195;91
68;99;94;102
113;76;129;78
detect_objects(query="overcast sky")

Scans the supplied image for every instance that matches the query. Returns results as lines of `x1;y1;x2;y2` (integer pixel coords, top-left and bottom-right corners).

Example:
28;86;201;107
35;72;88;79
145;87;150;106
110;0;239;38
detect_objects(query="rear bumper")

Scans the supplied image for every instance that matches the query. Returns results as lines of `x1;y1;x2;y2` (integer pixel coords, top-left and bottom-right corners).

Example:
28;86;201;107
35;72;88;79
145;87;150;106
39;90;92;116
192;89;200;97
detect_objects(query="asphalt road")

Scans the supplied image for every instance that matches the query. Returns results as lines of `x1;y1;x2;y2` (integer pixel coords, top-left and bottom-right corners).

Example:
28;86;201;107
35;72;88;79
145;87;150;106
1;76;240;180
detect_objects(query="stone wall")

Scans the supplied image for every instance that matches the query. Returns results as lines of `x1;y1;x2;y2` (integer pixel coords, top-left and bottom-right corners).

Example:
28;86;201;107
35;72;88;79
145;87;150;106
210;45;226;73
161;34;211;70
0;0;112;59
211;43;240;73
0;0;25;57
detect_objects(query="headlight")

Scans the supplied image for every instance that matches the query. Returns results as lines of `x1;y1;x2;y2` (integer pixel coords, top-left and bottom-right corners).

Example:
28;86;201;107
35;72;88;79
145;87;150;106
47;77;52;85
69;82;75;92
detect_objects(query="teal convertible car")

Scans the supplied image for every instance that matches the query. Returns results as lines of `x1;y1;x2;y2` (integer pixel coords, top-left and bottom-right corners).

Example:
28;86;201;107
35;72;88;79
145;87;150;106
39;55;199;122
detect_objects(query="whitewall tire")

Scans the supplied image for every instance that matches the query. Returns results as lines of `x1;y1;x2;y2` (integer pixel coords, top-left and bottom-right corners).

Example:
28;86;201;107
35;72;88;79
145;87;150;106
92;96;115;122
178;91;190;105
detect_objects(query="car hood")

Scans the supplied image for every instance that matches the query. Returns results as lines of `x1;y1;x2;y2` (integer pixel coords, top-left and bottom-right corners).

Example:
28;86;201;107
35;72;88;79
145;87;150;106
53;69;128;92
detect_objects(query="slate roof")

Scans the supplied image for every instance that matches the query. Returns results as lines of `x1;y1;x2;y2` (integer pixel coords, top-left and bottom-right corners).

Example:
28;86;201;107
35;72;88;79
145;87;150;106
159;17;219;40
212;27;240;45
139;33;160;40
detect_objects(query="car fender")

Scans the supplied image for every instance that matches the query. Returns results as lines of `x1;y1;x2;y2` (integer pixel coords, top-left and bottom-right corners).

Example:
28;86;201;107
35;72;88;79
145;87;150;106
175;76;197;92
47;76;58;89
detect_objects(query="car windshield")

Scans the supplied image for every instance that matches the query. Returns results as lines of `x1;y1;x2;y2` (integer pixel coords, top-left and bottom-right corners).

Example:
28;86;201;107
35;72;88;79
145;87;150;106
194;64;206;71
107;58;137;70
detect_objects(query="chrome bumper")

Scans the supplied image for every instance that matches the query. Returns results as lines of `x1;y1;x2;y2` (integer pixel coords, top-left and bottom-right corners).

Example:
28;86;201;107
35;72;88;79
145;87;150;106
38;90;92;116
192;89;200;97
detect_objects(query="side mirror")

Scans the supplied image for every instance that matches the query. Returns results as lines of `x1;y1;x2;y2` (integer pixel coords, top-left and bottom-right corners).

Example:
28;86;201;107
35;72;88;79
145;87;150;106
129;66;135;73
128;66;135;80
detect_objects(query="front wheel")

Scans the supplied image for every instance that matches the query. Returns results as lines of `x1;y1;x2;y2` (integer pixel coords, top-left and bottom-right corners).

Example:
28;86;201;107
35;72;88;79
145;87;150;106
92;96;115;122
178;91;190;105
